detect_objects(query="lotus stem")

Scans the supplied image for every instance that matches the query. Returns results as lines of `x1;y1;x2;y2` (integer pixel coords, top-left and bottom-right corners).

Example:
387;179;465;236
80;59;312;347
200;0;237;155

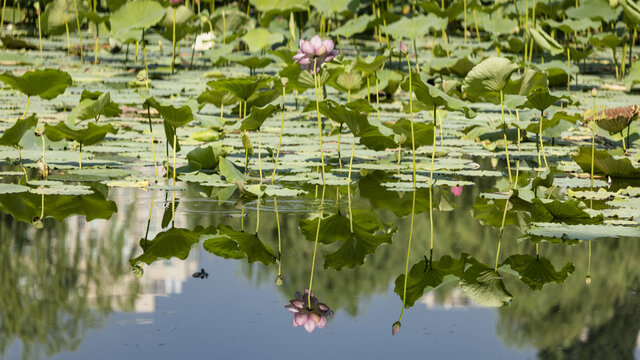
37;11;43;66
172;132;177;185
134;41;139;64
143;33;149;90
539;110;548;169
41;133;46;179
94;23;99;65
590;90;596;190
65;21;70;54
367;76;371;102
72;0;83;63
274;196;282;281
376;77;380;123
347;135;356;232
171;190;175;226
308;185;326;307
463;0;467;44
147;108;158;177
222;10;226;44
21;96;30;120
313;58;326;186
499;90;513;183
0;0;6;33
258;129;263;184
397;190;416;323
171;7;177;74
621;131;626;152
473;10;480;42
255;201;260;233
412;38;419;72
567;48;571;91
272;88;286;184
405;54;416;189
429;106;438;250
337;123;343;168
16;145;25;175
622;42;627;79
78;143;82;169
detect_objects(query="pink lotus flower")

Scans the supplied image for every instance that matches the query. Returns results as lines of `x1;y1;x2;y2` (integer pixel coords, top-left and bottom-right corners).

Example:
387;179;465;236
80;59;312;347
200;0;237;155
170;0;184;5
292;36;338;74
450;186;463;197
285;289;334;333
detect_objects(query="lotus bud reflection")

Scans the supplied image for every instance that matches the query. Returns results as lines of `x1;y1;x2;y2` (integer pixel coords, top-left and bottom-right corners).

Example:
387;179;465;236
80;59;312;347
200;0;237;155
586;275;591;286
392;321;401;336
450;186;463;197
285;289;333;333
292;36;338;74
275;275;284;286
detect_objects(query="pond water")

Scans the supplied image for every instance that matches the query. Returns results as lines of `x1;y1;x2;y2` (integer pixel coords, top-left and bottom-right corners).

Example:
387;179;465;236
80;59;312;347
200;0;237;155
1;6;640;358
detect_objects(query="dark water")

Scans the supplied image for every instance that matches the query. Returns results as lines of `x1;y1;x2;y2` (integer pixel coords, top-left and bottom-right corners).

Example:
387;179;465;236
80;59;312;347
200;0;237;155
2;168;639;360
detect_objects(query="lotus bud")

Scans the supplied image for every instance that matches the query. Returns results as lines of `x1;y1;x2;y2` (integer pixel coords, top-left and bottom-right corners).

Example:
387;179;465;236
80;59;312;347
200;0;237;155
241;131;253;156
32;217;43;229
275;275;284;286
591;87;597;97
34;126;44;137
399;42;408;55
451;185;463;197
585;275;591;286
280;77;288;88
392;321;401;336
170;0;184;6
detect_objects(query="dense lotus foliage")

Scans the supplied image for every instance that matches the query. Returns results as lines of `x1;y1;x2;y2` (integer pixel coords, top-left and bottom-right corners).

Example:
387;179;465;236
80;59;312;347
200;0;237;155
0;0;639;354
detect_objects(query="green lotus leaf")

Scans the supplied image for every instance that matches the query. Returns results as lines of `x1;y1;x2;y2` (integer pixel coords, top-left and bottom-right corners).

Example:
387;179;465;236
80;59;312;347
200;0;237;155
572;147;640;178
529;27;564;56
242;28;284;52
0;114;37;147
207;76;271;101
143;96;194;128
331;14;375;37
130;227;200;266
502;254;575;291
0;69;72;100
240;104;280;131
459;258;512;307
203;224;276;264
44;122;118;146
109;0;166;42
382;14;448;39
461;57;519;104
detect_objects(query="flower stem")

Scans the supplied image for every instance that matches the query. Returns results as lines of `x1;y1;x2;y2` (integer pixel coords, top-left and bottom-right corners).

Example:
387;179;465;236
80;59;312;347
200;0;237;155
539;110;548;169
398;190;416;322
72;0;83;63
41;132;46;179
405;54;416;189
171;7;177;74
274;196;282;278
308;185;325;306
347;135;355;233
500;90;512;183
258;129;263;184
590;93;596;190
147;108;158;177
78;143;82;169
272;87;286;184
429;106;437;250
37;11;43;65
172;131;177;185
313;58;326;186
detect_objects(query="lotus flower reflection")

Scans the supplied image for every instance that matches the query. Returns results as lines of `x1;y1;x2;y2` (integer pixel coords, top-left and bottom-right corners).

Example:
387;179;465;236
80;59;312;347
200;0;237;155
292;36;338;74
285;289;334;333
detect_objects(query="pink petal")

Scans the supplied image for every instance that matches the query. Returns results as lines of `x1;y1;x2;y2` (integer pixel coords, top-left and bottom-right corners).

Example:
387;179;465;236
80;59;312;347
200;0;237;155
301;41;315;56
285;304;299;313
304;320;316;333
324;54;335;63
290;300;304;309
299;39;305;48
323;39;334;53
297;57;310;65
317;316;328;328
318;303;328;311
294;313;309;327
315;44;327;56
310;36;322;50
292;51;305;61
310;313;321;324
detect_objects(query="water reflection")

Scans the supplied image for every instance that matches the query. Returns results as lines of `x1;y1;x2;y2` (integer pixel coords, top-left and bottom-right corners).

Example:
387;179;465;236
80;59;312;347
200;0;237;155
0;167;638;358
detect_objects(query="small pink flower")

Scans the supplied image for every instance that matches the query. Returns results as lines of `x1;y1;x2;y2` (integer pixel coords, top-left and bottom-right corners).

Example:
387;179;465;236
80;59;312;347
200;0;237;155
451;186;463;197
292;36;338;74
284;289;334;333
170;0;184;5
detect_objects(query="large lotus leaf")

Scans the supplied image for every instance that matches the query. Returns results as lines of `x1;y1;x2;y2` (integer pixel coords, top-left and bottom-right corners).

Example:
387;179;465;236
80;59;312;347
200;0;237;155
572;147;640;178
566;0;621;22
331;14;375;37
143;97;194;128
352;55;387;76
130;227;200;266
0;69;72;100
522;87;571;111
67;92;117;124
79;90;121;117
41;0;82;35
219;157;246;184
620;0;640;25
385;118;435;149
459;259;512;307
333;71;363;92
207;76;270;101
382;14;448;39
110;0;166;42
546;18;600;33
197;88;237;108
242;28;284;52
324;226;394;270
504;69;548;97
529;27;564;56
502;254;575;291
589;33;623;49
227;54;273;69
357;171;431;217
625;61;640;90
185;144;229;172
531;198;604;225
310;0;357;15
303;99;374;136
250;0;306;12
240;104;280;131
158;20;195;43
160;5;195;27
482;16;519;36
402;73;475;117
211;8;255;38
205;43;235;65
44;122;118;146
394;254;468;308
203;224;276;264
0;191;116;224
0;114;37;147
461;57;519;104
473;196;529;230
